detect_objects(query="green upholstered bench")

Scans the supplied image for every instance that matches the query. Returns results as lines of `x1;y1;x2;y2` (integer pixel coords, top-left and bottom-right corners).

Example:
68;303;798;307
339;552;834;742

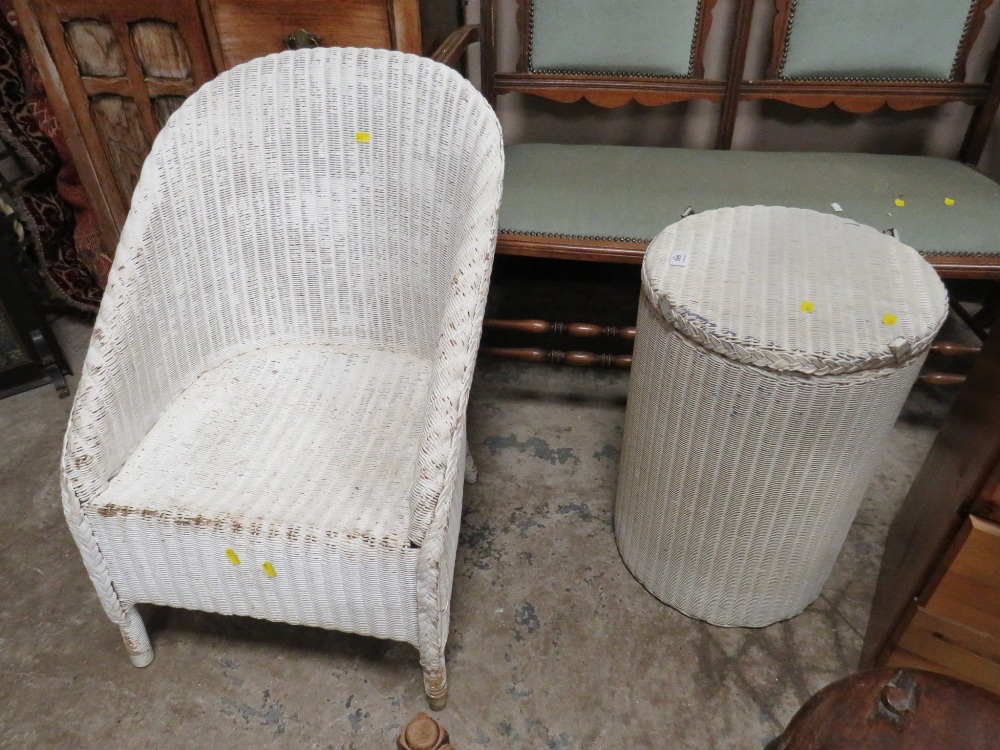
501;145;1000;274
479;0;1000;375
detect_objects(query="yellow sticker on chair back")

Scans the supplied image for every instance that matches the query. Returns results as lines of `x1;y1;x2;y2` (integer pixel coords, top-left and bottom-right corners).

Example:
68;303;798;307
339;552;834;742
356;131;371;143
225;549;241;565
262;561;277;578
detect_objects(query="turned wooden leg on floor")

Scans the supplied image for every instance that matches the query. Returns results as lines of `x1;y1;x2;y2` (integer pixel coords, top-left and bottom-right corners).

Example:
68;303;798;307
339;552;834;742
396;712;454;749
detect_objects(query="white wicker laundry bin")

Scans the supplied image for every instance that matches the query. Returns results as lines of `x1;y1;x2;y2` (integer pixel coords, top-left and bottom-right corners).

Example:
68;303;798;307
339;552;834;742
614;206;948;627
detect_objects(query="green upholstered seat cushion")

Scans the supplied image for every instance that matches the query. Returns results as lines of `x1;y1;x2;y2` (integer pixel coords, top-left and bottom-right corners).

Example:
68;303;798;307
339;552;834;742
780;0;976;80
500;144;1000;257
529;0;701;76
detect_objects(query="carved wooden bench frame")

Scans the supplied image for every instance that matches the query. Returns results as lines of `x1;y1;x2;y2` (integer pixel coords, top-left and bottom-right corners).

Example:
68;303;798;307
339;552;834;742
479;0;1000;381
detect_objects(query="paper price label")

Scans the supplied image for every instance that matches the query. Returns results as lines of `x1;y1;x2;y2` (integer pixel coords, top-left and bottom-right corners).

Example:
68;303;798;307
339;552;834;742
669;251;690;267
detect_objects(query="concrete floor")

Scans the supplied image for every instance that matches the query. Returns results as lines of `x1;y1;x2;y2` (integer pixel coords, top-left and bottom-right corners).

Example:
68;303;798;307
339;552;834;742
0;306;956;749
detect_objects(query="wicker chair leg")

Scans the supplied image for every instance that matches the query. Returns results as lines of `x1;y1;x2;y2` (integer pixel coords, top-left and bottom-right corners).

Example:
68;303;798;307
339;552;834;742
423;664;448;711
119;606;154;667
464;447;478;484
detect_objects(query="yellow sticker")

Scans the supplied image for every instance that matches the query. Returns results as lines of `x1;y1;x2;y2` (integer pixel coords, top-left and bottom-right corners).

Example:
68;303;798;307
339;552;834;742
225;548;241;565
800;300;815;313
262;561;277;578
894;198;905;207
883;313;898;326
356;131;371;143
945;197;956;206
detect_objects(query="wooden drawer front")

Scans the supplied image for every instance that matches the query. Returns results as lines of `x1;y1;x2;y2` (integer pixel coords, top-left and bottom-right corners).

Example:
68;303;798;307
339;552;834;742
925;515;1000;635
887;515;1000;695
890;607;1000;695
209;0;422;69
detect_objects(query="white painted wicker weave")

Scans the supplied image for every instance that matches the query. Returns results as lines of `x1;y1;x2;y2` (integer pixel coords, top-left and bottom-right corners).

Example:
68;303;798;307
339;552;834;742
60;48;503;708
615;206;948;627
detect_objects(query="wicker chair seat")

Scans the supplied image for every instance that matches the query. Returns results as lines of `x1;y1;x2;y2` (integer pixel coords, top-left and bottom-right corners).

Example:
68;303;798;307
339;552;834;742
95;345;428;547
87;342;430;644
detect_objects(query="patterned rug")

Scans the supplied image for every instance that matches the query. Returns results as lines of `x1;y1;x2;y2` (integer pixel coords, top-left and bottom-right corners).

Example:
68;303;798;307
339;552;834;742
0;3;105;310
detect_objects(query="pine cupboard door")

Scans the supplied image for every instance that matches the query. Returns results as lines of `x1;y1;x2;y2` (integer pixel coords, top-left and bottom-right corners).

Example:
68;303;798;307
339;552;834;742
13;0;217;252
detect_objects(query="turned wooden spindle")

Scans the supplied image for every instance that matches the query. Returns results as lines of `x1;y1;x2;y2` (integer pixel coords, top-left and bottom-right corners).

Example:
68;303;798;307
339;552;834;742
482;322;976;382
929;340;982;357
484;347;969;382
396;712;454;750
481;346;632;368
918;371;967;386
483;318;636;340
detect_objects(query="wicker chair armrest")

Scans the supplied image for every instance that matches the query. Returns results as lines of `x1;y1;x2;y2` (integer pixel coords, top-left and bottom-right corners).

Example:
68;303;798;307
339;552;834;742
61;246;223;510
407;156;503;545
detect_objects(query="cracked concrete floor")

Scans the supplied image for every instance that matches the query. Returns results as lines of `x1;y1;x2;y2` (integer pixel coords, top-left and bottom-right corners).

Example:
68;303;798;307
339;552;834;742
0;307;955;749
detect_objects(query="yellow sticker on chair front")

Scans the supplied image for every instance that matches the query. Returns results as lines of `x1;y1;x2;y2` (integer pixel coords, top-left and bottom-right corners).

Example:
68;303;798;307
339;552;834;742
895;198;905;207
800;300;815;313
262;561;277;578
945;197;956;206
356;131;371;143
883;313;898;326
225;549;241;565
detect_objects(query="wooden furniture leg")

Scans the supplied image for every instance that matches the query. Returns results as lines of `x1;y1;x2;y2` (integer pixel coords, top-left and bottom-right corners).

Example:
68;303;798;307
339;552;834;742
396;712;454;750
766;668;1000;749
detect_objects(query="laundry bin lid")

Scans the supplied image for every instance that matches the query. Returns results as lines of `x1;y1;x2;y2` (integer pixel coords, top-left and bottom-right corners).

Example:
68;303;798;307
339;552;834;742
642;206;949;376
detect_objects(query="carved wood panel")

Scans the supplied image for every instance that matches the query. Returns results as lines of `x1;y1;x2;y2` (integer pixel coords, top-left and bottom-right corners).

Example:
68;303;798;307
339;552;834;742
131;21;195;80
64;20;124;76
14;0;216;252
89;94;146;200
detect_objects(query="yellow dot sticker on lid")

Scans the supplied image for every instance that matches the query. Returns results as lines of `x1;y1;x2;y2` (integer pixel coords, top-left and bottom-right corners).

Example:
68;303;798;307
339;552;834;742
894;198;905;207
945;197;956;206
225;549;241;565
356;131;371;143
883;313;899;326
262;561;277;578
800;300;815;313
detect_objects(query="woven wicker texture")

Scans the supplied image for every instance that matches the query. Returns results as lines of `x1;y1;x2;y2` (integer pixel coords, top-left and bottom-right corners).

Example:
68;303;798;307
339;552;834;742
643;207;948;375
59;48;503;707
615;206;947;627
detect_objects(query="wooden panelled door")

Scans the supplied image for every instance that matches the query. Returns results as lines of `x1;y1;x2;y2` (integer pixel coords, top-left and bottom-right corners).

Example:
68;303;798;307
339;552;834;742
14;0;217;248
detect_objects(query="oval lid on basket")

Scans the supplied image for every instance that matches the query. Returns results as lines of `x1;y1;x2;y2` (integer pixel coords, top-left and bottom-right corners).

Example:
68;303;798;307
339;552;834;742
643;206;949;377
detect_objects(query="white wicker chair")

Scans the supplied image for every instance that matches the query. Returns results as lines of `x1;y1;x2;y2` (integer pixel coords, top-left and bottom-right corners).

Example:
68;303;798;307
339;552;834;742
60;48;503;710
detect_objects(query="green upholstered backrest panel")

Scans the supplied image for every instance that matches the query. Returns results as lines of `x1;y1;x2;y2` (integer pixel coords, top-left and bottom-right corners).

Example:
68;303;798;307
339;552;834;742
500;144;1000;257
780;0;977;80
529;0;703;75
